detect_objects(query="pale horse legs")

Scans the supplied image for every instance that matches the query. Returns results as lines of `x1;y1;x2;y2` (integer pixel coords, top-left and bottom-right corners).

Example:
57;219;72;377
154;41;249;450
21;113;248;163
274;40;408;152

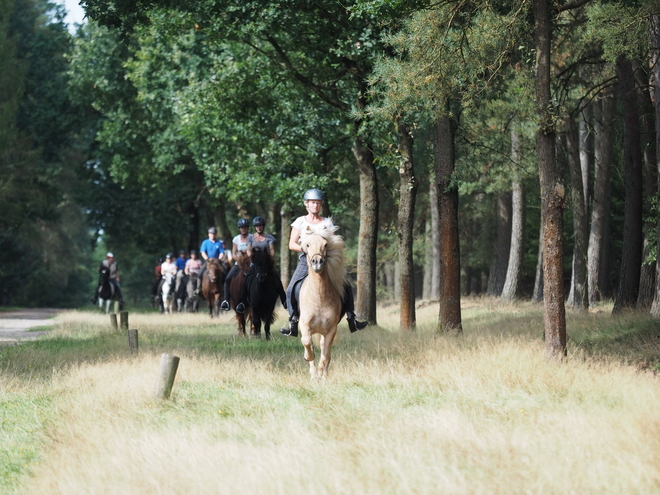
301;327;337;378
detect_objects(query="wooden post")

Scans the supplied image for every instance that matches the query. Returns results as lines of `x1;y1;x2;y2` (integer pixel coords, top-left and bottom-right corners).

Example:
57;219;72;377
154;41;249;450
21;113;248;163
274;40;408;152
127;329;138;353
154;353;180;399
109;313;118;330
120;311;129;331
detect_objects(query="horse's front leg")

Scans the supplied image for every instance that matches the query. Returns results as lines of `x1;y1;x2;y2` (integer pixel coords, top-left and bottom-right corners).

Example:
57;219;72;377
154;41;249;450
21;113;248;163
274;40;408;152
317;327;337;379
301;331;317;378
250;315;259;338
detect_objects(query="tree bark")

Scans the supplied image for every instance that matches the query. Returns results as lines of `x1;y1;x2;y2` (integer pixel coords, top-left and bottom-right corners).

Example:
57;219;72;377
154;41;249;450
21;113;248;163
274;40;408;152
395;114;418;330
423;217;433;300
352;128;379;325
430;178;441;300
633;60;657;309
434;105;462;333
501;128;525;301
532;223;544;302
579;104;591;215
588;89;614;305
534;0;566;358
566;113;589;310
650;16;660;316
612;54;644;315
487;192;512;296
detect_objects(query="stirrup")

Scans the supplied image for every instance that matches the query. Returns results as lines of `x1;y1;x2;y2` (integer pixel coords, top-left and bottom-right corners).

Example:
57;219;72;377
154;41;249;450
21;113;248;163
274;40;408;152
220;300;230;311
348;315;368;333
280;320;298;337
236;302;245;314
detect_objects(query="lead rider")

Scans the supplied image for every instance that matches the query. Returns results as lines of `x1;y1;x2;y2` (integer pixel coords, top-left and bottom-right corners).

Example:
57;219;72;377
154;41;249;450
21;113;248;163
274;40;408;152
280;188;367;337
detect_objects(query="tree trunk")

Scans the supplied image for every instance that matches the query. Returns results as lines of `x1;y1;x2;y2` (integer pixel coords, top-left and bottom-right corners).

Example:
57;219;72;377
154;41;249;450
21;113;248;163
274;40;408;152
533;223;544;302
430;178;440;300
588;89;614;305
487;192;512;296
423;217;432;300
501;128;525;301
395;114;418;330
534;0;566;358
650;16;660;316
352;129;379;325
633;60;658;309
279;205;291;289
579;103;591;215
612;54;644;315
434;105;462;333
566;113;589;310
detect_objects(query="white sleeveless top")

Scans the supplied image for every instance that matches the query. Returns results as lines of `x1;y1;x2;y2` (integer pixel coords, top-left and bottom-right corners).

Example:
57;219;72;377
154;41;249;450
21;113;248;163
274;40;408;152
291;216;334;242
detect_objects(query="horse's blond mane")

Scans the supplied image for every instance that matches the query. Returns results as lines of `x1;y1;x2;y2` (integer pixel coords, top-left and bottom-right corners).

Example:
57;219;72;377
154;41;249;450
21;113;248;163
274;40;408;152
299;219;346;298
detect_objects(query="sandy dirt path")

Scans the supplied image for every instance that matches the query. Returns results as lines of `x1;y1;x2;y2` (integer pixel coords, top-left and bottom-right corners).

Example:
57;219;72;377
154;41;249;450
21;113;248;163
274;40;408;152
0;308;61;345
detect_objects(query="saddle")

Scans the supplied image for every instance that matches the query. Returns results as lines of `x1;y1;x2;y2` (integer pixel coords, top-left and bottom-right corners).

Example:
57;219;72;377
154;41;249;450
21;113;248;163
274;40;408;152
291;275;347;318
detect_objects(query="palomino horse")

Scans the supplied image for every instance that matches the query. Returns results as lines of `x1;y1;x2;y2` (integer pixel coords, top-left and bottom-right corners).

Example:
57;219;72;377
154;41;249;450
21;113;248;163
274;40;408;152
229;254;252;336
244;247;286;341
297;223;346;378
160;272;176;314
97;265;121;314
201;258;227;317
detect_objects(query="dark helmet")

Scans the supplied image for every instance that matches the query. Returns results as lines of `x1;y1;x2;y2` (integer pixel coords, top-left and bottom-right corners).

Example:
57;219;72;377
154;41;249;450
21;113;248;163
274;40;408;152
179;249;186;255
303;188;325;201
208;226;217;234
237;218;250;228
190;249;197;255
166;253;173;259
158;257;164;263
252;216;265;227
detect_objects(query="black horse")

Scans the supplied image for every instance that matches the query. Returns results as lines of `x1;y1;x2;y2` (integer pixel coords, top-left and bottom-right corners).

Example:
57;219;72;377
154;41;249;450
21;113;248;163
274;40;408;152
244;247;286;340
97;265;121;314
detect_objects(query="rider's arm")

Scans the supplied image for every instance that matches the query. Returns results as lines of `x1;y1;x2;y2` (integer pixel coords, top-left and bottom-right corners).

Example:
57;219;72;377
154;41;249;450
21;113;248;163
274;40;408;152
288;226;302;253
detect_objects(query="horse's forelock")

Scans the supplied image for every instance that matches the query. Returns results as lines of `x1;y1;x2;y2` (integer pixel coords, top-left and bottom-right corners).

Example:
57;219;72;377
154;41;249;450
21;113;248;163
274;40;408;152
304;231;346;298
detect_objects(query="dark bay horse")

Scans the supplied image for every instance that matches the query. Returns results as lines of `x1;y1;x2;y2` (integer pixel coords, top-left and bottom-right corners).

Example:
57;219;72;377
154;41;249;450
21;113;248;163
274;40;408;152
201;258;227;317
229;254;252;336
244;247;286;341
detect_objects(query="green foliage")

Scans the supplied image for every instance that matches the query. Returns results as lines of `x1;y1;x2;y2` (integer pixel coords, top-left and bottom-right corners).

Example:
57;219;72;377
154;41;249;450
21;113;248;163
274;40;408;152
0;0;97;307
585;0;651;64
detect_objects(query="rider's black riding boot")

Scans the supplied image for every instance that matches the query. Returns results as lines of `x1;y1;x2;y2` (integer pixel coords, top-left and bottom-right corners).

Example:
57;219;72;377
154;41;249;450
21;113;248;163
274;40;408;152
280;318;298;337
346;312;368;333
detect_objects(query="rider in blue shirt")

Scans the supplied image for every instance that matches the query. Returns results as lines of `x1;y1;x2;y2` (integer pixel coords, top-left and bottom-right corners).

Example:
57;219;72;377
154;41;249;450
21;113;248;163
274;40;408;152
196;227;225;296
200;227;225;261
175;250;187;295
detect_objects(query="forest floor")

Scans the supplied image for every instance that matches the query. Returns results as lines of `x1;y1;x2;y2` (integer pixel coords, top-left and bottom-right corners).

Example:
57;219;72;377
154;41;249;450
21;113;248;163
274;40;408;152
0;308;61;345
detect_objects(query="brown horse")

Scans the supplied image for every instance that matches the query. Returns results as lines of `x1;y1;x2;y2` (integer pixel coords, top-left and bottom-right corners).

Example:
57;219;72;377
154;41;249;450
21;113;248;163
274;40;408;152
298;223;346;378
201;258;227;317
229;254;252;336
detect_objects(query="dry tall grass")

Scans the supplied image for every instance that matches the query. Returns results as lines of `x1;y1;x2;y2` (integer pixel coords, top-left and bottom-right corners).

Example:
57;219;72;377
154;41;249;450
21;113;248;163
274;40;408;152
4;302;660;494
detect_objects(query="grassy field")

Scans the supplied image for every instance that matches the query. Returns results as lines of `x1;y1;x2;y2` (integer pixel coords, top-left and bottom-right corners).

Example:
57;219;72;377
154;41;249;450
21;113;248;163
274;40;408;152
1;300;659;494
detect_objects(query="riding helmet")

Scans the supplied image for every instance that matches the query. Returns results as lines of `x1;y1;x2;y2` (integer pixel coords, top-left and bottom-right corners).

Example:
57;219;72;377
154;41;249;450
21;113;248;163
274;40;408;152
207;226;217;234
106;252;114;258
237;218;250;228
158;257;164;263
252;216;265;227
190;249;197;255
166;253;173;259
179;249;186;255
303;188;325;201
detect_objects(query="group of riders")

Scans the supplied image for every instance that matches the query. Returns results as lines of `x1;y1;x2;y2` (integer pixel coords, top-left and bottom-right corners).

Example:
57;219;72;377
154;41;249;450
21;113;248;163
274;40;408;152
93;188;367;336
